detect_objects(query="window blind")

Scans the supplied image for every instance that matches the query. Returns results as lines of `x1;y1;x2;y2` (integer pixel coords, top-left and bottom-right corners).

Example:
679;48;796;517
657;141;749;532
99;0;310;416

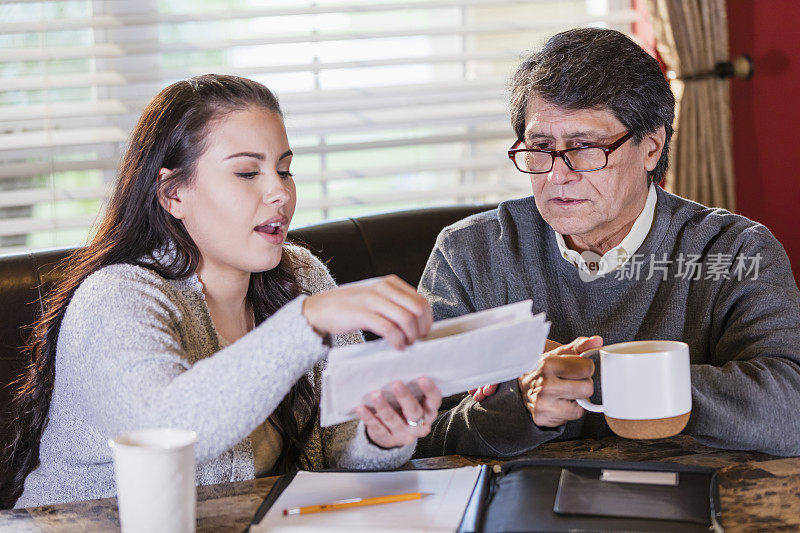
0;0;639;255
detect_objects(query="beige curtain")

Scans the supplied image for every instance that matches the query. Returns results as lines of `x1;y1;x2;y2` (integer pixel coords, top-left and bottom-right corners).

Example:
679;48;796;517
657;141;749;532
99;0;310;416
648;0;735;210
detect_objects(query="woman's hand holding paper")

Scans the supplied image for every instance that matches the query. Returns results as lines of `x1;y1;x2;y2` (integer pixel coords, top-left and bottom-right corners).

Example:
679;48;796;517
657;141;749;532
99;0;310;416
303;275;434;350
303;274;441;447
356;378;442;448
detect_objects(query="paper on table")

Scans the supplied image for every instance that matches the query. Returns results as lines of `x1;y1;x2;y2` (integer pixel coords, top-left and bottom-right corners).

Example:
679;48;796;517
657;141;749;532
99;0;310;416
321;299;550;427
250;467;483;533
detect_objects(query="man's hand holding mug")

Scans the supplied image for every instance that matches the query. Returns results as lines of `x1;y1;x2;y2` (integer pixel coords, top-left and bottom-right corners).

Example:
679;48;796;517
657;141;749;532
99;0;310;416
517;336;603;427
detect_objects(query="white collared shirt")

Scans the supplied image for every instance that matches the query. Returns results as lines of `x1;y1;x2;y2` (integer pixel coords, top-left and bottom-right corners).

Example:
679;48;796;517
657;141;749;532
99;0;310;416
555;184;657;276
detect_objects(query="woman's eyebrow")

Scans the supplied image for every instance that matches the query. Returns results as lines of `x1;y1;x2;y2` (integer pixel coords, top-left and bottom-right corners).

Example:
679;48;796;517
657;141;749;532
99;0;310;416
224;152;265;161
223;150;292;161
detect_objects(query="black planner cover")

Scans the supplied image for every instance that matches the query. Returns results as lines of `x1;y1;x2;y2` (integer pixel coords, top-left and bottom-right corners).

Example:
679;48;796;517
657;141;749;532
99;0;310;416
457;458;721;533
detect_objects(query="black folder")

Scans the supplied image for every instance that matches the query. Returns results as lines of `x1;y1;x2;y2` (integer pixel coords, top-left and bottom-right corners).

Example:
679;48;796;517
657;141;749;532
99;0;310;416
457;458;722;533
247;458;722;532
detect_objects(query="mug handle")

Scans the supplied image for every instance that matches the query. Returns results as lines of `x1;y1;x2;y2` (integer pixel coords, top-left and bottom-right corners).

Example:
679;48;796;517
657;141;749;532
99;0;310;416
574;348;603;413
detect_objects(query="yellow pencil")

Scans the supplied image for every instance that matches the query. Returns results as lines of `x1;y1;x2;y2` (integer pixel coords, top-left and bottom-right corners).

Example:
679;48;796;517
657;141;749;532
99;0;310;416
282;492;430;516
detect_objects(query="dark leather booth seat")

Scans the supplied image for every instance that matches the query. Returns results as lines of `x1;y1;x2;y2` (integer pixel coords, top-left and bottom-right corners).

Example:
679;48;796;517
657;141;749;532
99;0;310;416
0;204;493;422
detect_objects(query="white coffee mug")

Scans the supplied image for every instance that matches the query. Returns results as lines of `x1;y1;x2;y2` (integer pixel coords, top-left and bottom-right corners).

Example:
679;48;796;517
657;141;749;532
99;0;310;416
110;428;198;533
576;340;692;439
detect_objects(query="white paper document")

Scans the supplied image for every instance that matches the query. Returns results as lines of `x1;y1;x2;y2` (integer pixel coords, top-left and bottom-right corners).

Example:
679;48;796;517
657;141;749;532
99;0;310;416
321;300;550;427
251;467;483;532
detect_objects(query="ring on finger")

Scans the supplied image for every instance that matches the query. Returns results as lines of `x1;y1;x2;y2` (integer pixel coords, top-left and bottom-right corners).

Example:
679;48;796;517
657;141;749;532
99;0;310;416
406;417;425;428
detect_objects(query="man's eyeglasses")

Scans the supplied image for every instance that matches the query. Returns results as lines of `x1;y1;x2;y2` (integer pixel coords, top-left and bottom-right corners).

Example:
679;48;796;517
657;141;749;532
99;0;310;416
508;131;634;174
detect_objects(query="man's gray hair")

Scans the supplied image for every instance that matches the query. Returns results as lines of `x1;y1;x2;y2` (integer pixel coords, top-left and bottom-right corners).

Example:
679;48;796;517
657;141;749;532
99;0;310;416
510;28;675;185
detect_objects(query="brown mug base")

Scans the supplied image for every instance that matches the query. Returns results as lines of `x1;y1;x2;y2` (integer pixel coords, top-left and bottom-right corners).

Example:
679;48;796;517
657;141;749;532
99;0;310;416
606;411;691;440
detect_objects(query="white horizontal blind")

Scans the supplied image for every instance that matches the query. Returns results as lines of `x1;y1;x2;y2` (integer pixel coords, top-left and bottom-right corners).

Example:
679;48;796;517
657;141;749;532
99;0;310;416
0;0;638;255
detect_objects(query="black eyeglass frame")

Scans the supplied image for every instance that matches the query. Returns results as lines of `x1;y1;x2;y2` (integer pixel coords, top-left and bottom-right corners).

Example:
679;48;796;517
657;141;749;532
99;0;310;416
507;131;634;174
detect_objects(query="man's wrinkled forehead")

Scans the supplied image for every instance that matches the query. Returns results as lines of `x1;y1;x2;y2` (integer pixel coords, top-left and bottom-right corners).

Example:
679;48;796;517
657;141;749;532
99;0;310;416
522;97;621;142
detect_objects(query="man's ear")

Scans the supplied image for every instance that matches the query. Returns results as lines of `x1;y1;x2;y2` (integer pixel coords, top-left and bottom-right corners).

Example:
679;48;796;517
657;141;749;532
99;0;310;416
157;168;186;219
643;126;666;173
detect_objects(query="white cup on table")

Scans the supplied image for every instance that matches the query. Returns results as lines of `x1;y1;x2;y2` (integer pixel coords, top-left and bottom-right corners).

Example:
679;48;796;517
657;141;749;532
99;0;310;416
576;340;692;439
109;428;197;533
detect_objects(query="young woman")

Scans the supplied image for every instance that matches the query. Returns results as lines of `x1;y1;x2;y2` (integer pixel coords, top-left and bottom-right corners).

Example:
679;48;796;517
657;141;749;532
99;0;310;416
1;74;441;508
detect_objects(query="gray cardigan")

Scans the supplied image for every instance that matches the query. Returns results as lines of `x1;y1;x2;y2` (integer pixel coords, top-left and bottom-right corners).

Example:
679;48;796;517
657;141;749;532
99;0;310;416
17;245;413;508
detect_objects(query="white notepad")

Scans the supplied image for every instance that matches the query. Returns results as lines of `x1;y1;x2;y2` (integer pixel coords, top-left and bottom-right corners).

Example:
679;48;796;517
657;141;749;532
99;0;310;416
321;299;551;426
250;467;483;532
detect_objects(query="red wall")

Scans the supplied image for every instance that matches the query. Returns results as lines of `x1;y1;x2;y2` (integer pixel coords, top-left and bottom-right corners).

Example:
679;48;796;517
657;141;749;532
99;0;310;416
727;1;800;284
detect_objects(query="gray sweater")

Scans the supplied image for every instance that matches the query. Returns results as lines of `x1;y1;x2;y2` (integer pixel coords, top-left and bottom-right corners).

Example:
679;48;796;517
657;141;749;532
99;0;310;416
416;187;800;458
17;245;413;508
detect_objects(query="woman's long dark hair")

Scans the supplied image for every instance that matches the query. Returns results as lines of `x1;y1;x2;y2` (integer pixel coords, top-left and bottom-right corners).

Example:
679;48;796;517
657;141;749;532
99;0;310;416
0;74;316;508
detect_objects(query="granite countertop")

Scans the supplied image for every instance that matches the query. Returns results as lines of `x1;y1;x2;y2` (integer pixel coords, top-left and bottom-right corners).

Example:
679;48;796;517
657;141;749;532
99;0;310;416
3;435;799;532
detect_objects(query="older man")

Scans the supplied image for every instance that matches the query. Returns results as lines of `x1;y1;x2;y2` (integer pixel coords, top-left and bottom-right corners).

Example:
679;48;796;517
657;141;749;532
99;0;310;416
415;27;800;458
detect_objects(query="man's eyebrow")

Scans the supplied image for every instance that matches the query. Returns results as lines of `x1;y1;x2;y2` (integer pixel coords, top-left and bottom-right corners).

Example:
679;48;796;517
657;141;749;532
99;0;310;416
563;130;602;139
224;152;265;161
524;130;604;142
